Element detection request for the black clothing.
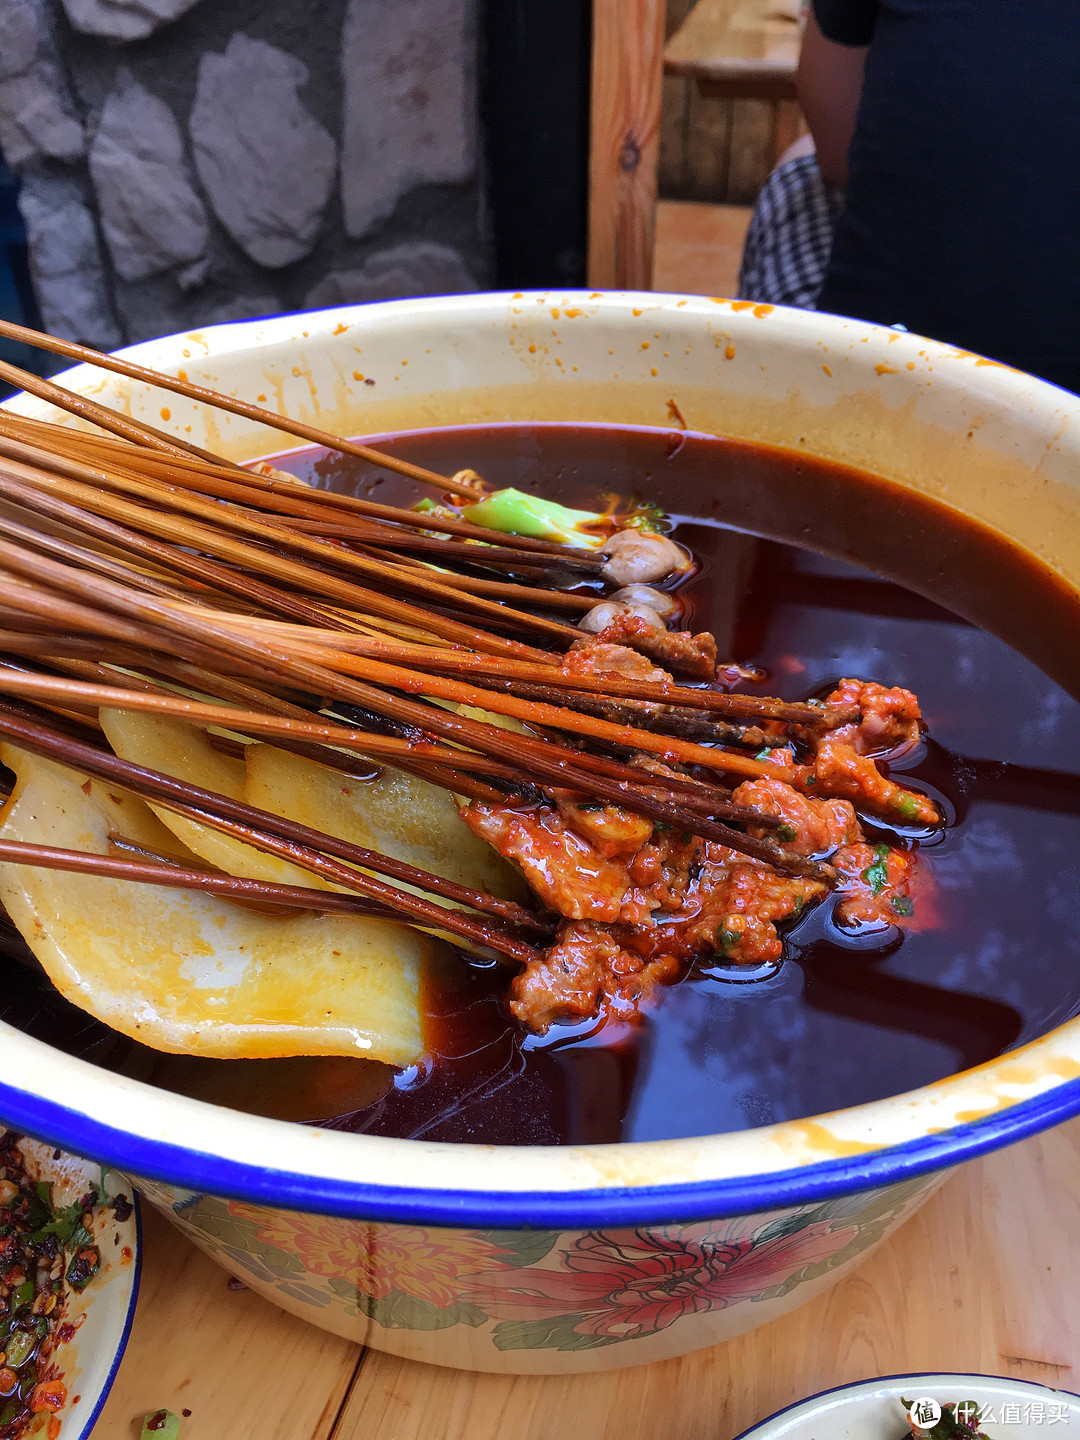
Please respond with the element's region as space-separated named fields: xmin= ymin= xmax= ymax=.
xmin=814 ymin=0 xmax=1080 ymax=393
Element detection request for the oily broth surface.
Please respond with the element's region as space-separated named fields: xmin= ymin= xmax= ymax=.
xmin=2 ymin=422 xmax=1079 ymax=1144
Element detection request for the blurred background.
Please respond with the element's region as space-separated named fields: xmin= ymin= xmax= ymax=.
xmin=0 ymin=0 xmax=794 ymax=381
xmin=657 ymin=0 xmax=803 ymax=295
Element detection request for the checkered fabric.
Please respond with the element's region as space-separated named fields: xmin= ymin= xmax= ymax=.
xmin=738 ymin=153 xmax=844 ymax=309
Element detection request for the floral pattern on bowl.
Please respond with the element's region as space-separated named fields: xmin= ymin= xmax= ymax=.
xmin=135 ymin=1171 xmax=940 ymax=1372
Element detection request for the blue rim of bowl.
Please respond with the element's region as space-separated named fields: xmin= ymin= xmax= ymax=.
xmin=73 ymin=1190 xmax=141 ymax=1440
xmin=730 ymin=1370 xmax=1080 ymax=1439
xmin=0 ymin=1072 xmax=1078 ymax=1228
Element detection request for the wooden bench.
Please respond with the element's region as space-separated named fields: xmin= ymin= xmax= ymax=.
xmin=665 ymin=0 xmax=804 ymax=174
xmin=665 ymin=0 xmax=802 ymax=101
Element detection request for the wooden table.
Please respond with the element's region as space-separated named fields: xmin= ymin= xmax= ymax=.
xmin=92 ymin=1116 xmax=1080 ymax=1438
xmin=665 ymin=0 xmax=802 ymax=100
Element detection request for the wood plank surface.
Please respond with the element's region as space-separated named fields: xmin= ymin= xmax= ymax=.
xmin=665 ymin=0 xmax=802 ymax=86
xmin=653 ymin=200 xmax=753 ymax=297
xmin=588 ymin=0 xmax=668 ymax=288
xmin=92 ymin=1116 xmax=1080 ymax=1438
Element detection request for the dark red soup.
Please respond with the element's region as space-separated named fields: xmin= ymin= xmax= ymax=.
xmin=3 ymin=422 xmax=1080 ymax=1145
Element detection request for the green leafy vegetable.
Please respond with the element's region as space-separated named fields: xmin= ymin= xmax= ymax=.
xmin=576 ymin=802 xmax=604 ymax=812
xmin=892 ymin=894 xmax=915 ymax=916
xmin=30 ymin=1199 xmax=86 ymax=1246
xmin=777 ymin=823 xmax=799 ymax=842
xmin=461 ymin=488 xmax=604 ymax=548
xmin=862 ymin=843 xmax=891 ymax=896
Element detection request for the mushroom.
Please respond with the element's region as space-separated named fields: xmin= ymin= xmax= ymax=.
xmin=600 ymin=529 xmax=687 ymax=585
xmin=608 ymin=584 xmax=679 ymax=620
xmin=578 ymin=599 xmax=665 ymax=634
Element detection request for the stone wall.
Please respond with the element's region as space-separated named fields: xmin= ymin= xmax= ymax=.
xmin=0 ymin=0 xmax=486 ymax=348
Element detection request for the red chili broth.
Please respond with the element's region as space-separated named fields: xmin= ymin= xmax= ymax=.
xmin=2 ymin=422 xmax=1079 ymax=1145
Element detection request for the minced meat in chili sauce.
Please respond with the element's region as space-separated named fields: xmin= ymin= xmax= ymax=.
xmin=464 ymin=659 xmax=934 ymax=1032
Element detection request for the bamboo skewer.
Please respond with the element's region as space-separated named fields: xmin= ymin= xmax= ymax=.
xmin=0 ymin=432 xmax=581 ymax=642
xmin=0 ymin=837 xmax=412 ymax=921
xmin=0 ymin=455 xmax=556 ymax=660
xmin=0 ymin=354 xmax=247 ymax=471
xmin=0 ymin=545 xmax=837 ymax=881
xmin=0 ymin=663 xmax=780 ymax=829
xmin=0 ymin=662 xmax=525 ymax=781
xmin=0 ymin=416 xmax=609 ymax=596
xmin=0 ymin=317 xmax=489 ymax=500
xmin=0 ymin=698 xmax=548 ymax=952
xmin=0 ymin=398 xmax=604 ymax=561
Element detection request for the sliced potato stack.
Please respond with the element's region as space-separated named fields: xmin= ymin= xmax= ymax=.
xmin=0 ymin=715 xmax=523 ymax=1065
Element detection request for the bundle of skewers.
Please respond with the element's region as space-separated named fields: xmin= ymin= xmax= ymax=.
xmin=0 ymin=319 xmax=941 ymax=1048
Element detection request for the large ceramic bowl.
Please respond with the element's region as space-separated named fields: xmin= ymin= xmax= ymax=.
xmin=1 ymin=292 xmax=1079 ymax=1374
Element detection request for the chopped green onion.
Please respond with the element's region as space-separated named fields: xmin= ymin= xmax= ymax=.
xmin=461 ymin=488 xmax=604 ymax=548
xmin=891 ymin=894 xmax=914 ymax=916
xmin=862 ymin=843 xmax=891 ymax=896
xmin=624 ymin=501 xmax=667 ymax=533
xmin=715 ymin=925 xmax=741 ymax=957
xmin=895 ymin=792 xmax=923 ymax=820
xmin=575 ymin=802 xmax=604 ymax=812
xmin=754 ymin=747 xmax=773 ymax=762
xmin=777 ymin=823 xmax=799 ymax=842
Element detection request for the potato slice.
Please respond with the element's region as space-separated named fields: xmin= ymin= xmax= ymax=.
xmin=98 ymin=710 xmax=322 ymax=888
xmin=245 ymin=742 xmax=525 ymax=901
xmin=99 ymin=706 xmax=524 ymax=902
xmin=0 ymin=743 xmax=424 ymax=1063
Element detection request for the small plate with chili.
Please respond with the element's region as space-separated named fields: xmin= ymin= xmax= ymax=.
xmin=0 ymin=1128 xmax=139 ymax=1439
xmin=734 ymin=1374 xmax=1080 ymax=1440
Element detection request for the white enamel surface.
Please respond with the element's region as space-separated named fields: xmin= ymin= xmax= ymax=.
xmin=737 ymin=1374 xmax=1080 ymax=1440
xmin=1 ymin=291 xmax=1079 ymax=1197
